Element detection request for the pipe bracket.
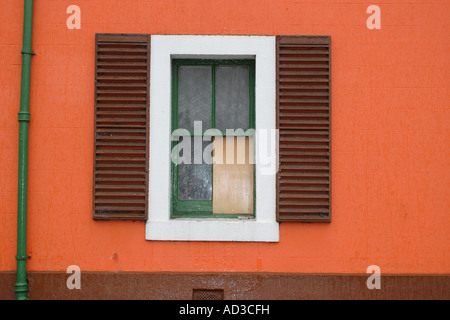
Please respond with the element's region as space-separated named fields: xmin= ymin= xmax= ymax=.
xmin=15 ymin=255 xmax=30 ymax=261
xmin=21 ymin=49 xmax=35 ymax=56
xmin=18 ymin=111 xmax=31 ymax=122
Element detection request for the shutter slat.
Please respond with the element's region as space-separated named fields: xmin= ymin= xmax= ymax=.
xmin=280 ymin=92 xmax=329 ymax=97
xmin=95 ymin=192 xmax=146 ymax=197
xmin=279 ymin=50 xmax=329 ymax=54
xmin=280 ymin=137 xmax=329 ymax=142
xmin=279 ymin=172 xmax=329 ymax=177
xmin=96 ymin=76 xmax=147 ymax=81
xmin=279 ymin=113 xmax=329 ymax=117
xmin=96 ymin=171 xmax=146 ymax=176
xmin=95 ymin=149 xmax=147 ymax=155
xmin=279 ymin=193 xmax=329 ymax=198
xmin=97 ymin=61 xmax=148 ymax=67
xmin=279 ymin=57 xmax=329 ymax=62
xmin=281 ymin=186 xmax=329 ymax=191
xmin=277 ymin=36 xmax=331 ymax=223
xmin=96 ymin=135 xmax=146 ymax=140
xmin=97 ymin=68 xmax=148 ymax=74
xmin=280 ymin=151 xmax=329 ymax=156
xmin=95 ymin=156 xmax=145 ymax=160
xmin=95 ymin=177 xmax=146 ymax=182
xmin=279 ymin=71 xmax=330 ymax=76
xmin=278 ymin=208 xmax=330 ymax=214
xmin=96 ymin=96 xmax=148 ymax=101
xmin=98 ymin=54 xmax=147 ymax=59
xmin=97 ymin=47 xmax=147 ymax=53
xmin=279 ymin=84 xmax=329 ymax=89
xmin=96 ymin=128 xmax=146 ymax=133
xmin=95 ymin=185 xmax=145 ymax=190
xmin=96 ymin=163 xmax=146 ymax=169
xmin=96 ymin=117 xmax=147 ymax=122
xmin=96 ymin=144 xmax=146 ymax=149
xmin=96 ymin=124 xmax=147 ymax=128
xmin=279 ymin=99 xmax=329 ymax=104
xmin=279 ymin=200 xmax=329 ymax=205
xmin=95 ymin=199 xmax=146 ymax=204
xmin=280 ymin=144 xmax=329 ymax=149
xmin=280 ymin=106 xmax=330 ymax=111
xmin=280 ymin=179 xmax=329 ymax=185
xmin=279 ymin=78 xmax=329 ymax=82
xmin=95 ymin=206 xmax=145 ymax=211
xmin=280 ymin=64 xmax=329 ymax=69
xmin=93 ymin=33 xmax=150 ymax=221
xmin=97 ymin=112 xmax=147 ymax=117
xmin=97 ymin=89 xmax=147 ymax=94
xmin=281 ymin=130 xmax=329 ymax=135
xmin=280 ymin=159 xmax=329 ymax=164
xmin=97 ymin=83 xmax=147 ymax=88
xmin=279 ymin=120 xmax=329 ymax=125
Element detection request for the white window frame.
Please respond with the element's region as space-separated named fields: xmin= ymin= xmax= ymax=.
xmin=146 ymin=35 xmax=278 ymax=242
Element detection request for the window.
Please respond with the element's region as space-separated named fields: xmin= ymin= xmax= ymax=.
xmin=146 ymin=35 xmax=278 ymax=242
xmin=171 ymin=59 xmax=256 ymax=219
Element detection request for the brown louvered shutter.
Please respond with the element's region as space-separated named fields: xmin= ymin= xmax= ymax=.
xmin=93 ymin=34 xmax=150 ymax=220
xmin=276 ymin=36 xmax=331 ymax=222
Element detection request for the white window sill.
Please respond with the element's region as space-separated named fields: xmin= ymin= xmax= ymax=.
xmin=146 ymin=219 xmax=279 ymax=242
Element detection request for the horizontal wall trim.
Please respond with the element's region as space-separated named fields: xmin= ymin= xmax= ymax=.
xmin=0 ymin=272 xmax=448 ymax=300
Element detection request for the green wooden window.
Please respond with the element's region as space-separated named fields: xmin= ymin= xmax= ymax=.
xmin=171 ymin=59 xmax=256 ymax=219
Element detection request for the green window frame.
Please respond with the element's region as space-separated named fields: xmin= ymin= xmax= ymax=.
xmin=171 ymin=59 xmax=256 ymax=219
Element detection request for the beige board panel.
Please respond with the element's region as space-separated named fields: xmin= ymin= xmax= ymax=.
xmin=213 ymin=136 xmax=254 ymax=215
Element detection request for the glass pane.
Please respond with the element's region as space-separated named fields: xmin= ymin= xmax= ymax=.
xmin=178 ymin=66 xmax=212 ymax=132
xmin=215 ymin=66 xmax=250 ymax=131
xmin=178 ymin=137 xmax=213 ymax=200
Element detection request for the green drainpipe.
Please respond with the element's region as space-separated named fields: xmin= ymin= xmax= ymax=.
xmin=15 ymin=0 xmax=34 ymax=300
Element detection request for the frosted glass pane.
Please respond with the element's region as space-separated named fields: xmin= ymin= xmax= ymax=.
xmin=215 ymin=66 xmax=250 ymax=131
xmin=178 ymin=138 xmax=213 ymax=200
xmin=178 ymin=66 xmax=212 ymax=131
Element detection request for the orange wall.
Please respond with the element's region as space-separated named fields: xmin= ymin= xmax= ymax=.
xmin=0 ymin=0 xmax=449 ymax=274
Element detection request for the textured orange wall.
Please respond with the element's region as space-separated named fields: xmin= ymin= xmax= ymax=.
xmin=0 ymin=0 xmax=449 ymax=274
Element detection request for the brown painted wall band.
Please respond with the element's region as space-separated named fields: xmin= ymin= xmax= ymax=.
xmin=0 ymin=272 xmax=448 ymax=300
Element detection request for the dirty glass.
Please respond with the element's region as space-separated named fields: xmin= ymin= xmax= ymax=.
xmin=215 ymin=66 xmax=250 ymax=131
xmin=178 ymin=137 xmax=213 ymax=200
xmin=178 ymin=66 xmax=212 ymax=132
